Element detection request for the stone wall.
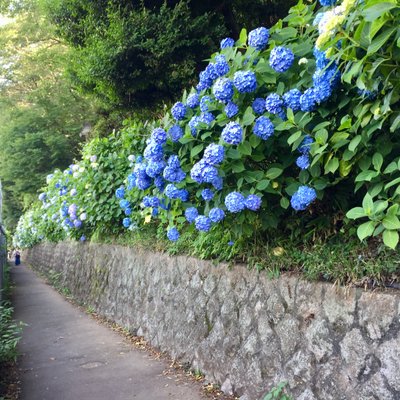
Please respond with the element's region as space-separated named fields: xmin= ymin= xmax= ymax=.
xmin=24 ymin=242 xmax=400 ymax=400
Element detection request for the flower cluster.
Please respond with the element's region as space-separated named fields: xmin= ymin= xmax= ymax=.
xmin=290 ymin=186 xmax=317 ymax=211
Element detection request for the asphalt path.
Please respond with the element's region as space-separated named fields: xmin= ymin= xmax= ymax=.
xmin=11 ymin=263 xmax=205 ymax=400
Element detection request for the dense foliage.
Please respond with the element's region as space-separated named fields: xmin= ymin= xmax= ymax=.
xmin=0 ymin=1 xmax=99 ymax=228
xmin=13 ymin=0 xmax=400 ymax=278
xmin=45 ymin=0 xmax=296 ymax=109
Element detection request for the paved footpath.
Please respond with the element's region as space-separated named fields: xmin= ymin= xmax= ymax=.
xmin=11 ymin=263 xmax=205 ymax=400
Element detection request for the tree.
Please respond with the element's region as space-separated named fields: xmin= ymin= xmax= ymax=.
xmin=45 ymin=0 xmax=296 ymax=110
xmin=0 ymin=1 xmax=99 ymax=228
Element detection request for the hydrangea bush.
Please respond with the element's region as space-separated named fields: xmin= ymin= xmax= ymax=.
xmin=14 ymin=0 xmax=400 ymax=253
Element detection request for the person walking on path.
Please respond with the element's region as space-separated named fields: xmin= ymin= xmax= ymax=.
xmin=11 ymin=263 xmax=206 ymax=400
xmin=14 ymin=250 xmax=21 ymax=265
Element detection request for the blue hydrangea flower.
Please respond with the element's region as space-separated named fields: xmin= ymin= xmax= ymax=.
xmin=313 ymin=48 xmax=329 ymax=69
xmin=151 ymin=128 xmax=167 ymax=144
xmin=228 ymin=241 xmax=234 ymax=246
xmin=200 ymin=112 xmax=215 ymax=127
xmin=245 ymin=194 xmax=262 ymax=211
xmin=215 ymin=55 xmax=230 ymax=76
xmin=195 ymin=215 xmax=212 ymax=232
xmin=314 ymin=81 xmax=332 ymax=104
xmin=313 ymin=12 xmax=325 ymax=27
xmin=149 ymin=197 xmax=160 ymax=207
xmin=190 ymin=159 xmax=208 ymax=183
xmin=163 ymin=167 xmax=186 ymax=183
xmin=283 ymin=89 xmax=302 ymax=111
xmin=165 ymin=184 xmax=181 ymax=199
xmin=204 ymin=143 xmax=225 ymax=166
xmin=146 ymin=160 xmax=166 ymax=178
xmin=233 ymin=71 xmax=257 ymax=93
xmin=198 ymin=71 xmax=213 ymax=90
xmin=178 ymin=189 xmax=189 ymax=202
xmin=70 ymin=188 xmax=77 ymax=196
xmin=248 ymin=27 xmax=270 ymax=50
xmin=144 ymin=141 xmax=163 ymax=161
xmin=212 ymin=176 xmax=223 ymax=191
xmin=115 ymin=187 xmax=125 ymax=199
xmin=187 ymin=93 xmax=200 ymax=108
xmin=319 ymin=0 xmax=337 ymax=6
xmin=189 ymin=116 xmax=201 ymax=136
xmin=296 ymin=155 xmax=310 ymax=170
xmin=202 ymin=165 xmax=219 ymax=183
xmin=171 ymin=102 xmax=187 ymax=121
xmin=166 ymin=155 xmax=179 ymax=169
xmin=212 ymin=78 xmax=234 ymax=103
xmin=225 ymin=192 xmax=246 ymax=213
xmin=222 ymin=122 xmax=243 ymax=145
xmin=300 ymin=88 xmax=317 ymax=112
xmin=220 ymin=37 xmax=235 ymax=49
xmin=142 ymin=196 xmax=152 ymax=207
xmin=185 ymin=207 xmax=198 ymax=223
xmin=80 ymin=235 xmax=86 ymax=242
xmin=74 ymin=220 xmax=82 ymax=229
xmin=122 ymin=217 xmax=131 ymax=228
xmin=269 ymin=46 xmax=295 ymax=73
xmin=136 ymin=177 xmax=152 ymax=190
xmin=125 ymin=208 xmax=132 ymax=216
xmin=253 ymin=116 xmax=274 ymax=140
xmin=200 ymin=96 xmax=213 ymax=112
xmin=265 ymin=93 xmax=284 ymax=115
xmin=299 ymin=136 xmax=314 ymax=154
xmin=152 ymin=208 xmax=159 ymax=217
xmin=167 ymin=227 xmax=180 ymax=242
xmin=38 ymin=193 xmax=46 ymax=201
xmin=201 ymin=189 xmax=214 ymax=201
xmin=290 ymin=186 xmax=317 ymax=211
xmin=205 ymin=63 xmax=219 ymax=81
xmin=154 ymin=176 xmax=165 ymax=191
xmin=168 ymin=125 xmax=183 ymax=142
xmin=209 ymin=208 xmax=225 ymax=223
xmin=225 ymin=102 xmax=239 ymax=118
xmin=252 ymin=98 xmax=265 ymax=115
xmin=119 ymin=199 xmax=130 ymax=209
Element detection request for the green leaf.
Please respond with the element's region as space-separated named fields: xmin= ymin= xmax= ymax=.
xmin=242 ymin=107 xmax=256 ymax=126
xmin=387 ymin=204 xmax=399 ymax=217
xmin=390 ymin=114 xmax=400 ymax=133
xmin=362 ymin=3 xmax=398 ymax=22
xmin=249 ymin=134 xmax=261 ymax=148
xmin=348 ymin=135 xmax=362 ymax=152
xmin=367 ymin=27 xmax=397 ymax=54
xmin=266 ymin=167 xmax=283 ymax=179
xmin=232 ymin=160 xmax=245 ymax=173
xmin=190 ymin=144 xmax=204 ymax=158
xmin=382 ymin=214 xmax=400 ymax=230
xmin=238 ymin=28 xmax=247 ymax=45
xmin=382 ymin=229 xmax=399 ymax=249
xmin=383 ymin=161 xmax=398 ymax=174
xmin=280 ymin=197 xmax=290 ymax=209
xmin=315 ymin=129 xmax=328 ymax=145
xmin=346 ymin=207 xmax=366 ymax=220
xmin=324 ymin=157 xmax=339 ymax=174
xmin=355 ymin=170 xmax=379 ymax=182
xmin=238 ymin=141 xmax=252 ymax=156
xmin=357 ymin=221 xmax=375 ymax=241
xmin=384 ymin=177 xmax=400 ymax=190
xmin=372 ymin=152 xmax=383 ymax=171
xmin=288 ymin=131 xmax=302 ymax=145
xmin=256 ymin=179 xmax=270 ymax=191
xmin=362 ymin=193 xmax=374 ymax=215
